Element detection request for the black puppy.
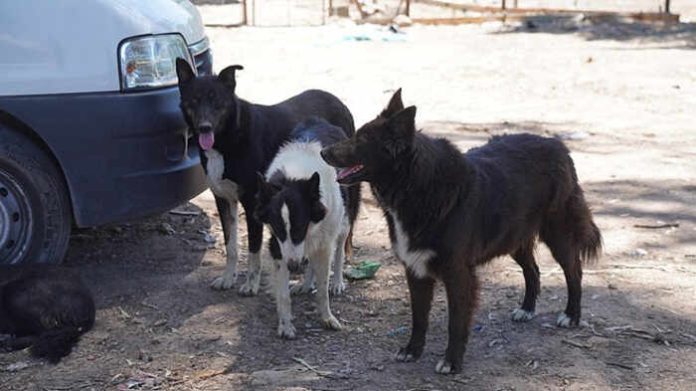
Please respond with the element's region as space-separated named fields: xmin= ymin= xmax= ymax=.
xmin=0 ymin=266 xmax=95 ymax=363
xmin=176 ymin=59 xmax=359 ymax=295
xmin=321 ymin=90 xmax=601 ymax=374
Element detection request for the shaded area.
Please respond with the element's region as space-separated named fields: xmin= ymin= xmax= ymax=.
xmin=494 ymin=14 xmax=696 ymax=49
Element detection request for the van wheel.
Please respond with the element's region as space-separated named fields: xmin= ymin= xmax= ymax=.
xmin=0 ymin=127 xmax=72 ymax=264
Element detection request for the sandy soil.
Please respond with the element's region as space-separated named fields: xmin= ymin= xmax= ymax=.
xmin=2 ymin=14 xmax=696 ymax=391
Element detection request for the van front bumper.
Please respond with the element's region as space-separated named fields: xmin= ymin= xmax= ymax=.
xmin=0 ymin=86 xmax=207 ymax=227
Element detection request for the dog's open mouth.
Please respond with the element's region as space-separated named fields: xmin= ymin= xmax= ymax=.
xmin=199 ymin=132 xmax=215 ymax=151
xmin=336 ymin=164 xmax=364 ymax=184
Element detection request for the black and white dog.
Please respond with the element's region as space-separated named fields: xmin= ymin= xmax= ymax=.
xmin=255 ymin=118 xmax=359 ymax=339
xmin=321 ymin=90 xmax=601 ymax=374
xmin=0 ymin=266 xmax=95 ymax=363
xmin=176 ymin=59 xmax=358 ymax=295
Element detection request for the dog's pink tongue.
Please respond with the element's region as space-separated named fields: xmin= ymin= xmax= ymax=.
xmin=199 ymin=133 xmax=215 ymax=151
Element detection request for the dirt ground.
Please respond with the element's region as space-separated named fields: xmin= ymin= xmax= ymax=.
xmin=2 ymin=12 xmax=696 ymax=391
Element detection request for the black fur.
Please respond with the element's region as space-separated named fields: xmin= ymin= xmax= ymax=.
xmin=0 ymin=266 xmax=95 ymax=363
xmin=176 ymin=59 xmax=359 ymax=270
xmin=321 ymin=89 xmax=601 ymax=373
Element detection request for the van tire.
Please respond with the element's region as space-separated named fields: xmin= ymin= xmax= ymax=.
xmin=0 ymin=127 xmax=72 ymax=264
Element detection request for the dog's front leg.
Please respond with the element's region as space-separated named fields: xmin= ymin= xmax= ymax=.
xmin=273 ymin=256 xmax=296 ymax=339
xmin=211 ymin=196 xmax=239 ymax=290
xmin=436 ymin=265 xmax=478 ymax=375
xmin=397 ymin=271 xmax=435 ymax=362
xmin=239 ymin=201 xmax=263 ymax=296
xmin=329 ymin=219 xmax=350 ymax=296
xmin=290 ymin=264 xmax=315 ymax=295
xmin=312 ymin=246 xmax=342 ymax=331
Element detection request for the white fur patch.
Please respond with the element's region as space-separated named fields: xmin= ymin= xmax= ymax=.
xmin=205 ymin=149 xmax=239 ymax=201
xmin=511 ymin=308 xmax=535 ymax=322
xmin=279 ymin=203 xmax=306 ymax=262
xmin=389 ymin=210 xmax=435 ymax=279
xmin=556 ymin=313 xmax=573 ymax=328
xmin=435 ymin=359 xmax=453 ymax=374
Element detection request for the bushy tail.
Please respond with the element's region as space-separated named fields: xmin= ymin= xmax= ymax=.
xmin=579 ymin=219 xmax=602 ymax=264
xmin=569 ymin=184 xmax=602 ymax=264
xmin=30 ymin=327 xmax=83 ymax=363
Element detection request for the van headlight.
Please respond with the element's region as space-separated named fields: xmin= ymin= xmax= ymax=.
xmin=119 ymin=34 xmax=194 ymax=91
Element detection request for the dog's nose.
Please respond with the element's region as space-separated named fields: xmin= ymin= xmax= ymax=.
xmin=287 ymin=259 xmax=302 ymax=273
xmin=198 ymin=123 xmax=213 ymax=134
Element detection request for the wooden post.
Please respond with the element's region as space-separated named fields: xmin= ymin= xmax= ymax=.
xmin=242 ymin=0 xmax=248 ymax=25
xmin=514 ymin=0 xmax=518 ymax=8
xmin=665 ymin=0 xmax=671 ymax=14
xmin=329 ymin=0 xmax=333 ymax=16
xmin=406 ymin=0 xmax=411 ymax=16
xmin=501 ymin=0 xmax=506 ymax=10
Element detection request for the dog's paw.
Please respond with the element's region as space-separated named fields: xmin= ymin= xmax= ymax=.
xmin=435 ymin=359 xmax=460 ymax=374
xmin=511 ymin=308 xmax=535 ymax=322
xmin=210 ymin=272 xmax=237 ymax=290
xmin=238 ymin=278 xmax=260 ymax=297
xmin=321 ymin=315 xmax=342 ymax=331
xmin=329 ymin=279 xmax=346 ymax=296
xmin=556 ymin=312 xmax=579 ymax=328
xmin=290 ymin=282 xmax=314 ymax=296
xmin=396 ymin=345 xmax=422 ymax=362
xmin=396 ymin=351 xmax=416 ymax=362
xmin=277 ymin=321 xmax=297 ymax=340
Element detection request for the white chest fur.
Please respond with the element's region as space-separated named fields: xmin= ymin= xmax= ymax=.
xmin=389 ymin=210 xmax=435 ymax=278
xmin=205 ymin=149 xmax=239 ymax=202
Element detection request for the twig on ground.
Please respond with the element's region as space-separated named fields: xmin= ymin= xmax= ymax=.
xmin=605 ymin=361 xmax=634 ymax=370
xmin=170 ymin=209 xmax=202 ymax=217
xmin=562 ymin=339 xmax=592 ymax=349
xmin=633 ymin=223 xmax=679 ymax=229
xmin=140 ymin=301 xmax=159 ymax=310
xmin=292 ymin=357 xmax=334 ymax=378
xmin=196 ymin=368 xmax=230 ymax=380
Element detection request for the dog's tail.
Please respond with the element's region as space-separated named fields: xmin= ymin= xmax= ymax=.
xmin=569 ymin=184 xmax=602 ymax=264
xmin=579 ymin=219 xmax=602 ymax=264
xmin=30 ymin=326 xmax=84 ymax=363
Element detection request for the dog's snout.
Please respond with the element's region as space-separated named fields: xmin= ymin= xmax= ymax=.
xmin=198 ymin=122 xmax=213 ymax=134
xmin=287 ymin=258 xmax=302 ymax=273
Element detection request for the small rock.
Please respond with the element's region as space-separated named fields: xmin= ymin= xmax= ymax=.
xmin=6 ymin=361 xmax=30 ymax=372
xmin=631 ymin=248 xmax=648 ymax=257
xmin=158 ymin=223 xmax=176 ymax=235
xmin=202 ymin=232 xmax=216 ymax=244
xmin=251 ymin=366 xmax=321 ymax=386
xmin=392 ymin=14 xmax=412 ymax=27
xmin=608 ymin=283 xmax=618 ymax=290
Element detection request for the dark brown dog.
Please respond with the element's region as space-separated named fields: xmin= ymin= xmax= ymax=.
xmin=321 ymin=89 xmax=601 ymax=374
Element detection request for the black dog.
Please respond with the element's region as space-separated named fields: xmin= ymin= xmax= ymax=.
xmin=321 ymin=89 xmax=601 ymax=374
xmin=0 ymin=266 xmax=95 ymax=363
xmin=176 ymin=59 xmax=359 ymax=295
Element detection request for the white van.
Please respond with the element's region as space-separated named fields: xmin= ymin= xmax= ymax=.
xmin=0 ymin=0 xmax=211 ymax=264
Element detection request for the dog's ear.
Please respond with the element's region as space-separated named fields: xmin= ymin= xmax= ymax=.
xmin=384 ymin=105 xmax=417 ymax=156
xmin=380 ymin=88 xmax=404 ymax=118
xmin=176 ymin=58 xmax=195 ymax=85
xmin=303 ymin=172 xmax=321 ymax=202
xmin=305 ymin=172 xmax=326 ymax=222
xmin=219 ymin=64 xmax=244 ymax=91
xmin=256 ymin=172 xmax=276 ymax=204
